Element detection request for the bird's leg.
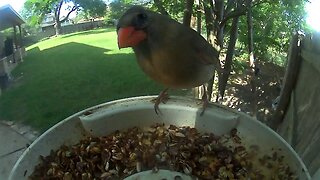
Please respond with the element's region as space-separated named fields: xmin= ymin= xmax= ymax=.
xmin=200 ymin=85 xmax=209 ymax=116
xmin=152 ymin=88 xmax=169 ymax=115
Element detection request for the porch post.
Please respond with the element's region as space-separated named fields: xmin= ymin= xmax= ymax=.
xmin=18 ymin=25 xmax=22 ymax=47
xmin=18 ymin=25 xmax=24 ymax=62
xmin=13 ymin=25 xmax=18 ymax=48
xmin=12 ymin=25 xmax=17 ymax=63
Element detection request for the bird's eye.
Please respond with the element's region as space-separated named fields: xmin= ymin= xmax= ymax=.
xmin=137 ymin=13 xmax=147 ymax=20
xmin=135 ymin=13 xmax=148 ymax=28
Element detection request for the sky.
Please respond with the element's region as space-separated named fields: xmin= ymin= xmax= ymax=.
xmin=0 ymin=0 xmax=77 ymax=18
xmin=0 ymin=0 xmax=320 ymax=31
xmin=0 ymin=0 xmax=25 ymax=13
xmin=305 ymin=0 xmax=320 ymax=31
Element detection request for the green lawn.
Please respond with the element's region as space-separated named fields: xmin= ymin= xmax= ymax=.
xmin=0 ymin=29 xmax=168 ymax=132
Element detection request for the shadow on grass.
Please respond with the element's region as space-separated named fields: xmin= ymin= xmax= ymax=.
xmin=61 ymin=28 xmax=115 ymax=39
xmin=0 ymin=42 xmax=163 ymax=132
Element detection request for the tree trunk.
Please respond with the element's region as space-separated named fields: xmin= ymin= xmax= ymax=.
xmin=203 ymin=0 xmax=225 ymax=101
xmin=212 ymin=0 xmax=225 ymax=102
xmin=55 ymin=20 xmax=62 ymax=35
xmin=218 ymin=16 xmax=239 ymax=98
xmin=204 ymin=1 xmax=215 ymax=47
xmin=54 ymin=0 xmax=64 ymax=35
xmin=183 ymin=0 xmax=195 ymax=26
xmin=54 ymin=4 xmax=78 ymax=35
xmin=214 ymin=0 xmax=225 ymax=48
xmin=246 ymin=0 xmax=257 ymax=117
xmin=154 ymin=0 xmax=169 ymax=15
xmin=203 ymin=0 xmax=217 ymax=101
xmin=201 ymin=0 xmax=246 ymax=102
xmin=193 ymin=0 xmax=202 ymax=99
xmin=196 ymin=0 xmax=202 ymax=33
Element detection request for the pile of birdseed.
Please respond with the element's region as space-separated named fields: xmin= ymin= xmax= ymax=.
xmin=29 ymin=123 xmax=297 ymax=179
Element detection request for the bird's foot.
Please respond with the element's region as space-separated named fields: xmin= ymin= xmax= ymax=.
xmin=152 ymin=88 xmax=169 ymax=115
xmin=200 ymin=96 xmax=209 ymax=116
xmin=200 ymin=85 xmax=209 ymax=116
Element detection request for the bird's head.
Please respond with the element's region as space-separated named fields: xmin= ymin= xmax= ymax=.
xmin=117 ymin=6 xmax=149 ymax=49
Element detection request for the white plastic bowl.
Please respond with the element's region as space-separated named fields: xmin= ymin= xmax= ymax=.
xmin=9 ymin=96 xmax=311 ymax=179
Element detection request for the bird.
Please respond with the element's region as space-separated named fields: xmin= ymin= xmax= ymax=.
xmin=116 ymin=6 xmax=220 ymax=115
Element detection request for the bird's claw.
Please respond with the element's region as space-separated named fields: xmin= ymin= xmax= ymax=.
xmin=154 ymin=103 xmax=161 ymax=115
xmin=200 ymin=97 xmax=209 ymax=116
xmin=200 ymin=85 xmax=209 ymax=116
xmin=152 ymin=89 xmax=169 ymax=115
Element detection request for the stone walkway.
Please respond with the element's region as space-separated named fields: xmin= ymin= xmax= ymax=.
xmin=0 ymin=121 xmax=39 ymax=179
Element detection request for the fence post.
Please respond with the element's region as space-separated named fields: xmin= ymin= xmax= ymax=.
xmin=270 ymin=34 xmax=302 ymax=129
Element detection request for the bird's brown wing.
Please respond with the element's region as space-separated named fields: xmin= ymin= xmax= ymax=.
xmin=147 ymin=12 xmax=219 ymax=66
xmin=189 ymin=31 xmax=219 ymax=65
xmin=165 ymin=18 xmax=219 ymax=66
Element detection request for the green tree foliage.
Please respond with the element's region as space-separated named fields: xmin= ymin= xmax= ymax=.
xmin=78 ymin=0 xmax=107 ymax=18
xmin=20 ymin=7 xmax=41 ymax=35
xmin=23 ymin=0 xmax=106 ymax=35
xmin=237 ymin=0 xmax=309 ymax=65
xmin=153 ymin=0 xmax=185 ymax=19
xmin=105 ymin=0 xmax=150 ymax=21
xmin=106 ymin=0 xmax=131 ymax=20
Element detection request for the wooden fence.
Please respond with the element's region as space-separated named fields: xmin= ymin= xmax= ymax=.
xmin=274 ymin=32 xmax=320 ymax=176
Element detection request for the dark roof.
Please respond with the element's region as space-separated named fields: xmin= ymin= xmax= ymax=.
xmin=0 ymin=4 xmax=25 ymax=31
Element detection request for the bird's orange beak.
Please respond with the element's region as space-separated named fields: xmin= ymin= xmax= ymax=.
xmin=117 ymin=26 xmax=147 ymax=49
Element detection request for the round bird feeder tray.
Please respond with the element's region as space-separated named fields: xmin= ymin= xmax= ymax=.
xmin=9 ymin=96 xmax=311 ymax=179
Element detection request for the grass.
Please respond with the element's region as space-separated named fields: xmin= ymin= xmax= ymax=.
xmin=0 ymin=28 xmax=167 ymax=132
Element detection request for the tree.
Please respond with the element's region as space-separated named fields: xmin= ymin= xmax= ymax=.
xmin=24 ymin=0 xmax=106 ymax=35
xmin=153 ymin=0 xmax=169 ymax=15
xmin=237 ymin=0 xmax=308 ymax=63
xmin=218 ymin=7 xmax=240 ymax=99
xmin=202 ymin=0 xmax=247 ymax=101
xmin=107 ymin=0 xmax=131 ymax=21
xmin=151 ymin=0 xmax=185 ymax=20
xmin=182 ymin=0 xmax=195 ymax=26
xmin=20 ymin=6 xmax=41 ymax=35
xmin=196 ymin=0 xmax=202 ymax=33
xmin=79 ymin=0 xmax=107 ymax=19
xmin=246 ymin=0 xmax=257 ymax=117
xmin=203 ymin=0 xmax=309 ymax=102
xmin=106 ymin=0 xmax=150 ymax=21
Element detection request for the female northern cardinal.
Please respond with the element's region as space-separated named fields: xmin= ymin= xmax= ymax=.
xmin=117 ymin=6 xmax=219 ymax=115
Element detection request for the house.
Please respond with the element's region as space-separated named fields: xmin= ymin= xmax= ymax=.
xmin=40 ymin=13 xmax=73 ymax=34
